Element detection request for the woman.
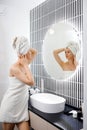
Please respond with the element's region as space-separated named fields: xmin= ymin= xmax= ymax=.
xmin=53 ymin=41 xmax=79 ymax=71
xmin=0 ymin=36 xmax=37 ymax=130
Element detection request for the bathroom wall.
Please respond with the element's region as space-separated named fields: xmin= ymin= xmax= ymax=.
xmin=0 ymin=20 xmax=9 ymax=103
xmin=30 ymin=0 xmax=83 ymax=108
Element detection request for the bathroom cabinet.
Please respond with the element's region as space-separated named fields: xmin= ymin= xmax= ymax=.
xmin=29 ymin=111 xmax=60 ymax=130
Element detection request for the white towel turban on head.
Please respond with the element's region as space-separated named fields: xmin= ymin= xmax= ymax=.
xmin=13 ymin=36 xmax=30 ymax=55
xmin=67 ymin=41 xmax=79 ymax=56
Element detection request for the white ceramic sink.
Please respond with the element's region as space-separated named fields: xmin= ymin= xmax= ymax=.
xmin=30 ymin=93 xmax=66 ymax=113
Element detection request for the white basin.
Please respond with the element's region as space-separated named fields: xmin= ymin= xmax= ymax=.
xmin=30 ymin=93 xmax=66 ymax=113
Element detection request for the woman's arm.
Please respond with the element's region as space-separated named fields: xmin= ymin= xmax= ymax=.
xmin=24 ymin=65 xmax=34 ymax=83
xmin=53 ymin=48 xmax=65 ymax=69
xmin=10 ymin=65 xmax=35 ymax=86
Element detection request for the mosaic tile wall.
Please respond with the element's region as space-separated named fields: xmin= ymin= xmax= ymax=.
xmin=30 ymin=0 xmax=83 ymax=108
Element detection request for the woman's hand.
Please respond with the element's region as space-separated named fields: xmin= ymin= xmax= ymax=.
xmin=25 ymin=48 xmax=38 ymax=64
xmin=28 ymin=48 xmax=38 ymax=61
xmin=53 ymin=48 xmax=65 ymax=54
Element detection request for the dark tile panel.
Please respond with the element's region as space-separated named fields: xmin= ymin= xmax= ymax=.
xmin=32 ymin=53 xmax=43 ymax=64
xmin=55 ymin=0 xmax=66 ymax=9
xmin=31 ymin=41 xmax=43 ymax=53
xmin=30 ymin=0 xmax=83 ymax=108
xmin=55 ymin=7 xmax=65 ymax=22
xmin=44 ymin=78 xmax=56 ymax=91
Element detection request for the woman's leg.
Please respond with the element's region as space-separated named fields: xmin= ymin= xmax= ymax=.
xmin=2 ymin=123 xmax=15 ymax=130
xmin=16 ymin=121 xmax=30 ymax=130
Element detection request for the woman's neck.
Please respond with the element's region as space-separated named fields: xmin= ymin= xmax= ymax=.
xmin=68 ymin=59 xmax=74 ymax=65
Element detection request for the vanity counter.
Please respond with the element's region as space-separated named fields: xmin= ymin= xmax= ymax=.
xmin=28 ymin=104 xmax=83 ymax=130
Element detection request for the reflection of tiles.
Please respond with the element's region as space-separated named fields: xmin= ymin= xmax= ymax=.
xmin=30 ymin=0 xmax=83 ymax=108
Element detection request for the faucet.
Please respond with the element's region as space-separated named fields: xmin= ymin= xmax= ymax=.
xmin=29 ymin=86 xmax=40 ymax=95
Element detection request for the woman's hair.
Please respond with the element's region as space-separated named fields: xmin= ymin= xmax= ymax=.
xmin=12 ymin=36 xmax=30 ymax=55
xmin=66 ymin=41 xmax=79 ymax=55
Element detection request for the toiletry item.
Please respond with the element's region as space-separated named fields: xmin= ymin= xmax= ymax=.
xmin=77 ymin=110 xmax=83 ymax=119
xmin=69 ymin=110 xmax=77 ymax=118
xmin=41 ymin=79 xmax=44 ymax=93
xmin=73 ymin=111 xmax=77 ymax=118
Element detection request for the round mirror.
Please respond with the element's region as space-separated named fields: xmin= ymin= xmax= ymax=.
xmin=42 ymin=22 xmax=81 ymax=80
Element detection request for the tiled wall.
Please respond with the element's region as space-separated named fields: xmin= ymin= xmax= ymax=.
xmin=30 ymin=0 xmax=83 ymax=108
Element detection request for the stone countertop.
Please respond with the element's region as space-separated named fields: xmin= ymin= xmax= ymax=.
xmin=28 ymin=103 xmax=83 ymax=130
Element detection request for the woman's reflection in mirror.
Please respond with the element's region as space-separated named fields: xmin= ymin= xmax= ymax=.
xmin=53 ymin=41 xmax=79 ymax=71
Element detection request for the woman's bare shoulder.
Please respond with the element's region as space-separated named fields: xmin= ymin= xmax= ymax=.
xmin=9 ymin=63 xmax=20 ymax=76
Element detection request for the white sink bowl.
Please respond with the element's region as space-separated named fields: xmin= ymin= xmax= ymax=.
xmin=30 ymin=93 xmax=66 ymax=113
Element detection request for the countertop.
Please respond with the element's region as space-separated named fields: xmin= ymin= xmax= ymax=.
xmin=28 ymin=103 xmax=83 ymax=130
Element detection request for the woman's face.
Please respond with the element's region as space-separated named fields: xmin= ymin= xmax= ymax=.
xmin=65 ymin=48 xmax=74 ymax=60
